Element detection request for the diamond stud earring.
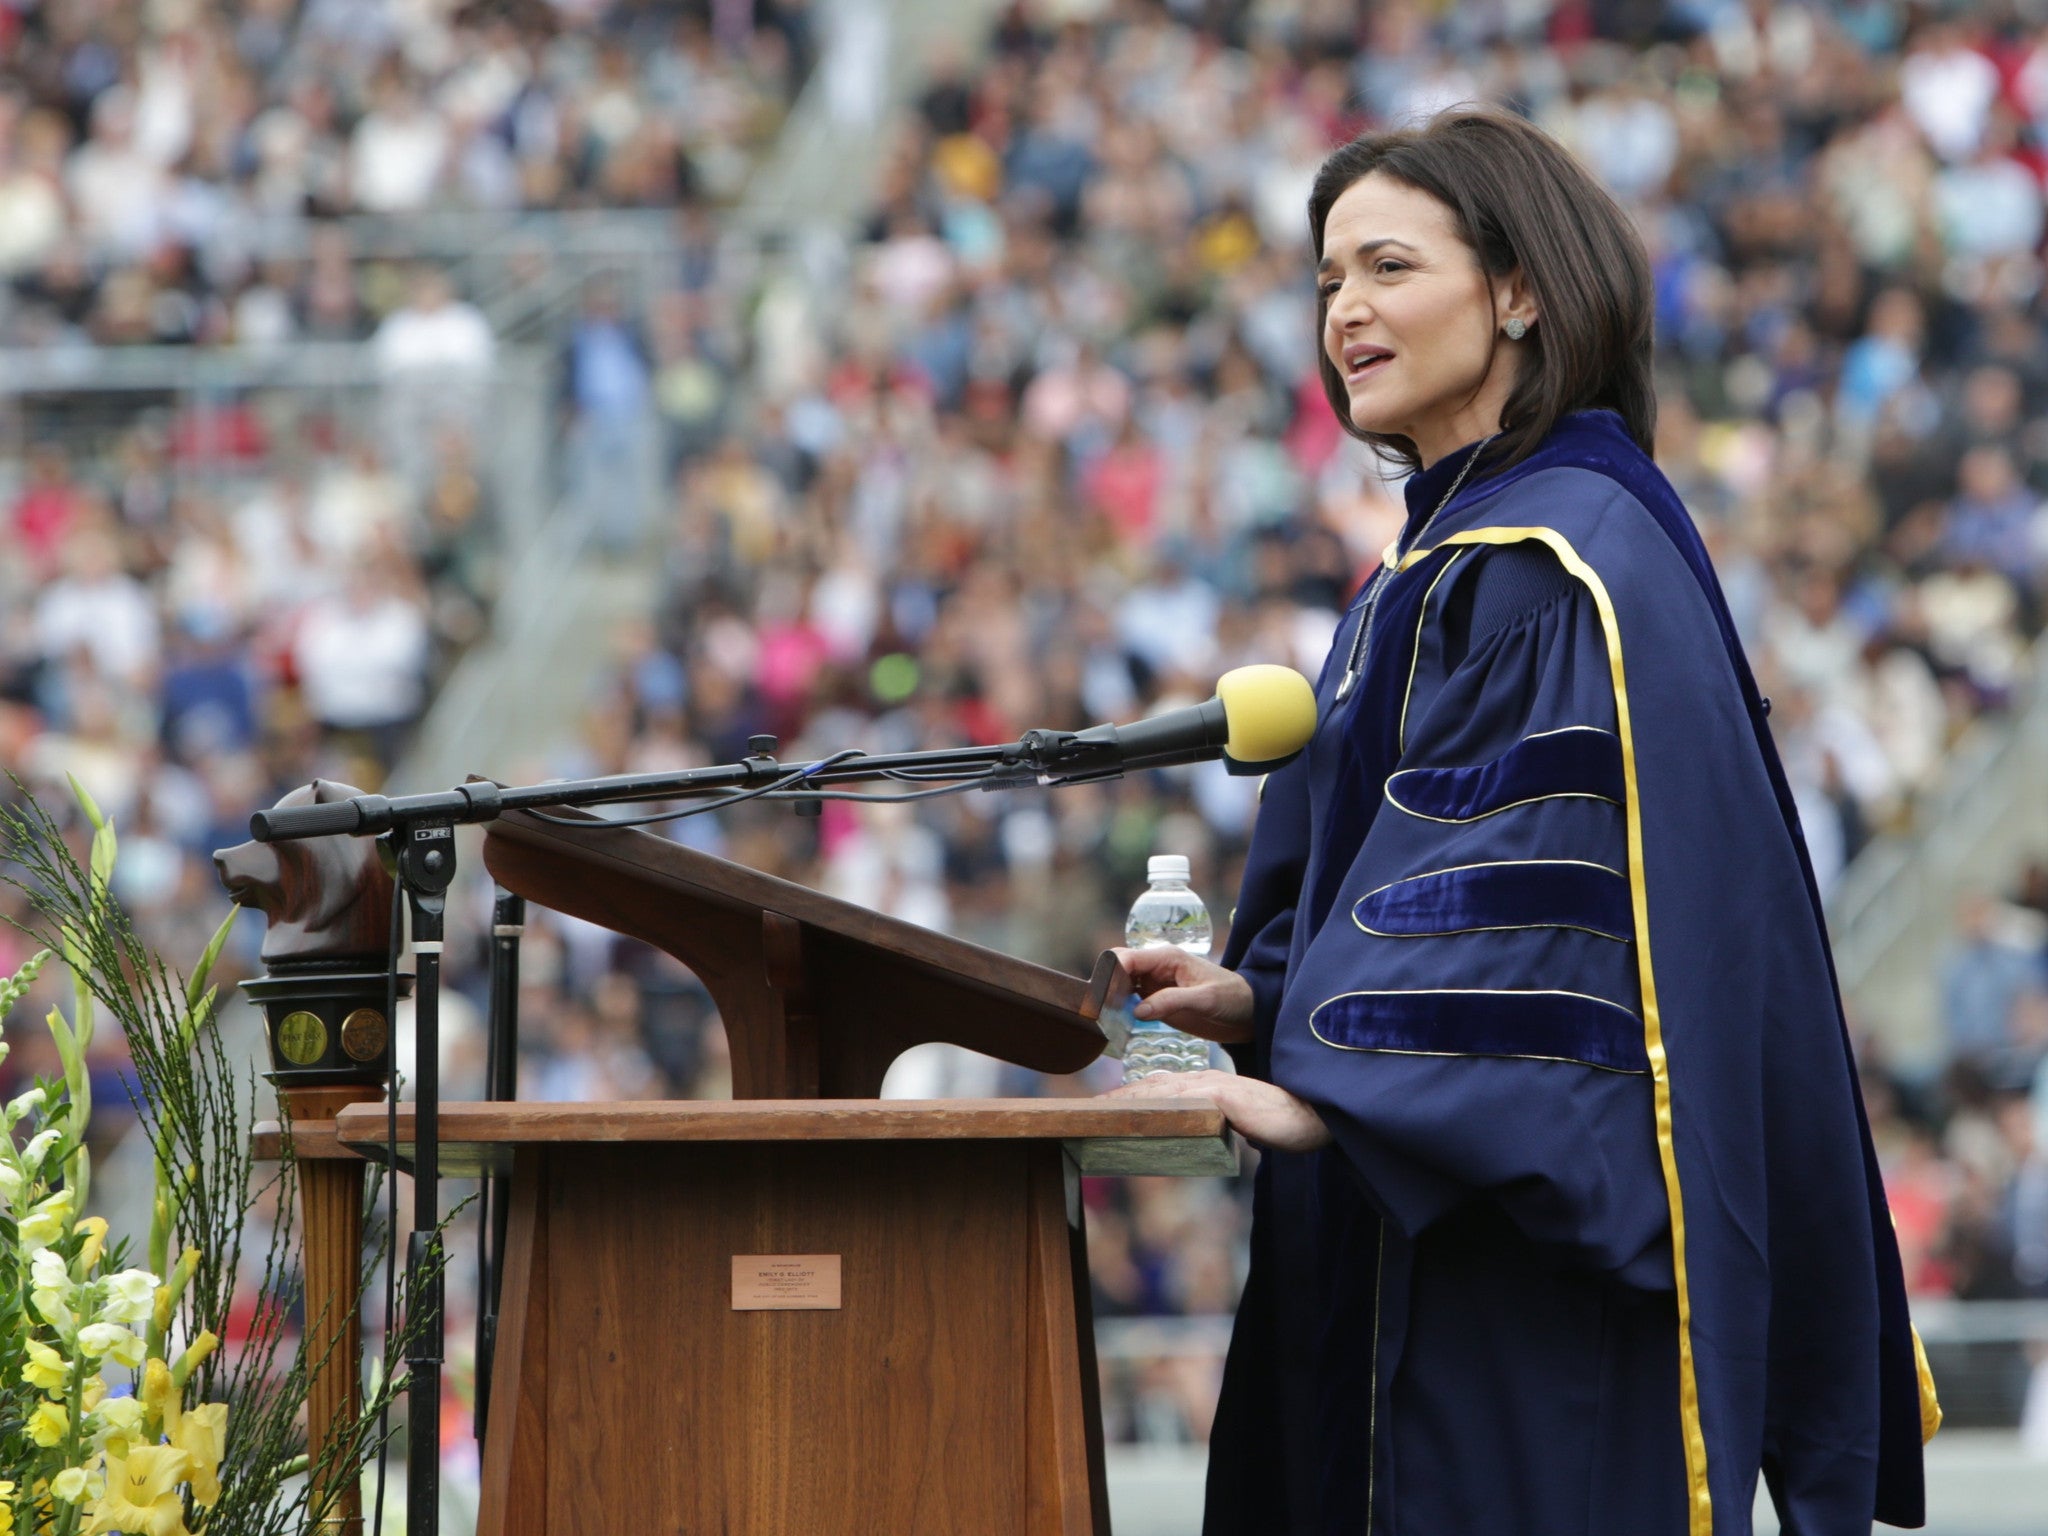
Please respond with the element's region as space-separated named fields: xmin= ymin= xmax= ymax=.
xmin=1503 ymin=318 xmax=1528 ymax=340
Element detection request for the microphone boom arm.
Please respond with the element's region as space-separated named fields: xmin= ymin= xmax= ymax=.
xmin=250 ymin=669 xmax=1311 ymax=843
xmin=248 ymin=735 xmax=1204 ymax=843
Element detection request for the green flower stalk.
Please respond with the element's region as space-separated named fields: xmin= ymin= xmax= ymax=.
xmin=1 ymin=779 xmax=437 ymax=1535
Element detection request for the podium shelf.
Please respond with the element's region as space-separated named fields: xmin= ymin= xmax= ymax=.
xmin=320 ymin=1097 xmax=1238 ymax=1178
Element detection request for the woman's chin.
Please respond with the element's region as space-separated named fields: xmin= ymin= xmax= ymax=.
xmin=1348 ymin=404 xmax=1403 ymax=436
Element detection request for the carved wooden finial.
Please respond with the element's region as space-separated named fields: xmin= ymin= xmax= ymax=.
xmin=213 ymin=781 xmax=395 ymax=965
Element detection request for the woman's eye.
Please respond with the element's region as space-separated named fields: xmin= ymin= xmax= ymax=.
xmin=1375 ymin=260 xmax=1408 ymax=275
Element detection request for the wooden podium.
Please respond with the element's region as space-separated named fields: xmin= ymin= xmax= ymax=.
xmin=256 ymin=808 xmax=1231 ymax=1536
xmin=340 ymin=1098 xmax=1229 ymax=1535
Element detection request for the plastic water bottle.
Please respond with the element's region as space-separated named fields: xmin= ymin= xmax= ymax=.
xmin=1123 ymin=855 xmax=1214 ymax=1079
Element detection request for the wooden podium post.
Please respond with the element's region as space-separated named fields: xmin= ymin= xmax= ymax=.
xmin=218 ymin=782 xmax=400 ymax=1536
xmin=280 ymin=1084 xmax=382 ymax=1534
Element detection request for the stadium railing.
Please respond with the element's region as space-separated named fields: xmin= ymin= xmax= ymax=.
xmin=1095 ymin=1302 xmax=2048 ymax=1441
xmin=0 ymin=339 xmax=553 ymax=548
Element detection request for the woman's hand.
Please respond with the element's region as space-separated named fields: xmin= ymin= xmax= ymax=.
xmin=1105 ymin=1068 xmax=1333 ymax=1154
xmin=1111 ymin=946 xmax=1257 ymax=1044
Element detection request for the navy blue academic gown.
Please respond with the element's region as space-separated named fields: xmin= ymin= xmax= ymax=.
xmin=1207 ymin=410 xmax=1932 ymax=1536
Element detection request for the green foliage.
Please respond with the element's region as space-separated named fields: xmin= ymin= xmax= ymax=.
xmin=1 ymin=784 xmax=437 ymax=1533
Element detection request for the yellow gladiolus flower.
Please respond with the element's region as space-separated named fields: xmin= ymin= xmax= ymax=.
xmin=98 ymin=1392 xmax=146 ymax=1458
xmin=31 ymin=1285 xmax=74 ymax=1329
xmin=142 ymin=1357 xmax=180 ymax=1437
xmin=87 ymin=1445 xmax=192 ymax=1536
xmin=77 ymin=1323 xmax=145 ymax=1369
xmin=31 ymin=1248 xmax=70 ymax=1293
xmin=23 ymin=1338 xmax=69 ymax=1391
xmin=27 ymin=1399 xmax=69 ymax=1446
xmin=99 ymin=1395 xmax=144 ymax=1433
xmin=171 ymin=1401 xmax=227 ymax=1506
xmin=81 ymin=1374 xmax=106 ymax=1412
xmin=19 ymin=1189 xmax=71 ymax=1247
xmin=101 ymin=1268 xmax=157 ymax=1325
xmin=51 ymin=1467 xmax=88 ymax=1502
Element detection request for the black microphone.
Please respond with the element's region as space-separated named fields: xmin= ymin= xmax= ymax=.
xmin=1020 ymin=665 xmax=1318 ymax=778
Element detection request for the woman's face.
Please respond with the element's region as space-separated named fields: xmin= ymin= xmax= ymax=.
xmin=1318 ymin=172 xmax=1533 ymax=468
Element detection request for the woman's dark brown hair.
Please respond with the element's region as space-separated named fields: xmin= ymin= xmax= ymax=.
xmin=1309 ymin=108 xmax=1656 ymax=475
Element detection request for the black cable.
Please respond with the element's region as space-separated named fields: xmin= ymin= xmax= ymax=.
xmin=877 ymin=766 xmax=998 ymax=783
xmin=521 ymin=750 xmax=868 ymax=829
xmin=525 ymin=765 xmax=1003 ymax=817
xmin=760 ymin=780 xmax=998 ymax=804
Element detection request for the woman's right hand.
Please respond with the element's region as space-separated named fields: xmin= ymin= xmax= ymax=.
xmin=1110 ymin=946 xmax=1257 ymax=1044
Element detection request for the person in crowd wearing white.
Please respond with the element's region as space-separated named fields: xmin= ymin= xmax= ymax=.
xmin=290 ymin=557 xmax=431 ymax=769
xmin=34 ymin=528 xmax=161 ymax=696
xmin=349 ymin=72 xmax=449 ymax=213
xmin=63 ymin=87 xmax=168 ymax=261
xmin=371 ymin=264 xmax=497 ymax=486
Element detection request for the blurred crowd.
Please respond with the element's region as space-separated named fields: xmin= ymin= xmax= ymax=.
xmin=0 ymin=376 xmax=506 ymax=937
xmin=9 ymin=0 xmax=2048 ymax=1454
xmin=1875 ymin=864 xmax=2048 ymax=1305
xmin=0 ymin=0 xmax=808 ymax=347
xmin=0 ymin=0 xmax=817 ymax=878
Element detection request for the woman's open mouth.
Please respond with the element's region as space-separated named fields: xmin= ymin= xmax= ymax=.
xmin=1344 ymin=349 xmax=1394 ymax=385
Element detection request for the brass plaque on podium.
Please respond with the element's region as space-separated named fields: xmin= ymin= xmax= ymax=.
xmin=731 ymin=1254 xmax=843 ymax=1311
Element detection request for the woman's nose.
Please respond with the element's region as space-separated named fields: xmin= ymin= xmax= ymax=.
xmin=1327 ymin=285 xmax=1374 ymax=332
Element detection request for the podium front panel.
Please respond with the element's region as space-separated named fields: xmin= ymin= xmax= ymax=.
xmin=533 ymin=1141 xmax=1046 ymax=1534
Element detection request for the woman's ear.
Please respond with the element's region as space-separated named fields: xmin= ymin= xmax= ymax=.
xmin=1495 ymin=266 xmax=1538 ymax=337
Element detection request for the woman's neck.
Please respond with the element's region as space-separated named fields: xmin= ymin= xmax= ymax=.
xmin=1413 ymin=413 xmax=1504 ymax=470
xmin=1400 ymin=433 xmax=1496 ymax=524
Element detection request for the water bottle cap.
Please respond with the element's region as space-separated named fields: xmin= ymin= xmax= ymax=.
xmin=1147 ymin=854 xmax=1191 ymax=882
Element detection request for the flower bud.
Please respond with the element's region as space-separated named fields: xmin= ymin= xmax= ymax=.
xmin=72 ymin=1215 xmax=108 ymax=1276
xmin=20 ymin=1128 xmax=60 ymax=1171
xmin=170 ymin=1329 xmax=219 ymax=1388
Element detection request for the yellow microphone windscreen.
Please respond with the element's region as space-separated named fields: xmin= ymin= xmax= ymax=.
xmin=1215 ymin=664 xmax=1318 ymax=764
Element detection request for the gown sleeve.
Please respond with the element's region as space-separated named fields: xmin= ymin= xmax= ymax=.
xmin=1269 ymin=543 xmax=1674 ymax=1289
xmin=1216 ymin=750 xmax=1310 ymax=1083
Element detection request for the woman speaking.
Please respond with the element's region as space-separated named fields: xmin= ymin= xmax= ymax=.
xmin=1109 ymin=109 xmax=1938 ymax=1535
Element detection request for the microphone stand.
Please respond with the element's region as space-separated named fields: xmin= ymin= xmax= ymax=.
xmin=247 ymin=719 xmax=1241 ymax=1536
xmin=472 ymin=887 xmax=522 ymax=1443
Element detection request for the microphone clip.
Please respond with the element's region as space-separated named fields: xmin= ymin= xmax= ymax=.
xmin=1015 ymin=728 xmax=1117 ymax=780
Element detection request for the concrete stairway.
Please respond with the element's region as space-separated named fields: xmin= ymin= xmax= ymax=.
xmin=1827 ymin=641 xmax=2048 ymax=1058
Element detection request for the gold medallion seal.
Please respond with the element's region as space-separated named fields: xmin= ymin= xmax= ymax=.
xmin=275 ymin=1010 xmax=328 ymax=1067
xmin=340 ymin=1008 xmax=389 ymax=1063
